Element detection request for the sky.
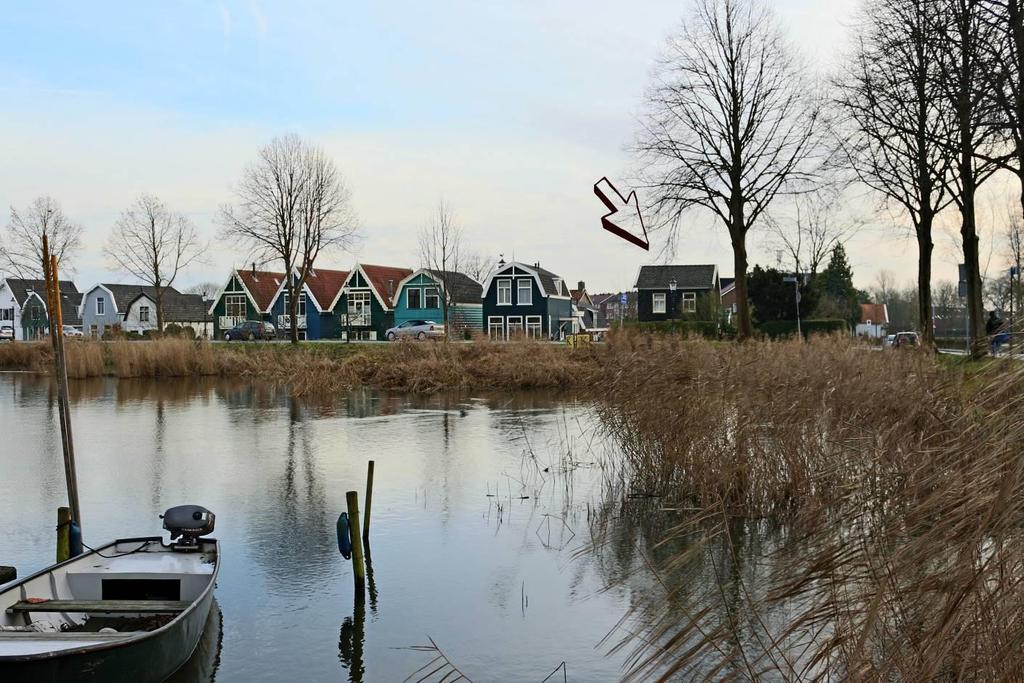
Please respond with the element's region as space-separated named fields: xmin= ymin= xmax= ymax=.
xmin=1 ymin=0 xmax=1012 ymax=295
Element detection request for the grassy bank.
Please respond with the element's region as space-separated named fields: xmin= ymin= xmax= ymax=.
xmin=0 ymin=338 xmax=600 ymax=393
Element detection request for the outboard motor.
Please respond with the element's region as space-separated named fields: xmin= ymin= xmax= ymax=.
xmin=161 ymin=505 xmax=216 ymax=551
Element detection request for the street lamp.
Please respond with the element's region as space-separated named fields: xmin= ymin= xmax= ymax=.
xmin=783 ymin=275 xmax=802 ymax=339
xmin=668 ymin=278 xmax=677 ymax=317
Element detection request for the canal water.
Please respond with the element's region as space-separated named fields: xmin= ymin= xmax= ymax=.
xmin=0 ymin=374 xmax=650 ymax=682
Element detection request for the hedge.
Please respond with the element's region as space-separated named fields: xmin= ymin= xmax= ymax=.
xmin=757 ymin=319 xmax=849 ymax=339
xmin=622 ymin=319 xmax=720 ymax=338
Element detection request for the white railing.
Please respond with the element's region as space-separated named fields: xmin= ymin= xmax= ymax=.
xmin=219 ymin=315 xmax=246 ymax=330
xmin=341 ymin=313 xmax=371 ymax=327
xmin=277 ymin=314 xmax=307 ymax=330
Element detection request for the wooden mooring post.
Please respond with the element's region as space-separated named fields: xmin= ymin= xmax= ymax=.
xmin=345 ymin=491 xmax=366 ymax=596
xmin=363 ymin=460 xmax=374 ymax=542
xmin=56 ymin=507 xmax=72 ymax=563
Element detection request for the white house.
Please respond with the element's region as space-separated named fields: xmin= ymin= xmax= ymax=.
xmin=856 ymin=302 xmax=889 ymax=338
xmin=0 ymin=277 xmax=81 ymax=340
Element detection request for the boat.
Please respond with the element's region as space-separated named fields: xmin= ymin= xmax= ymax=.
xmin=0 ymin=506 xmax=218 ymax=683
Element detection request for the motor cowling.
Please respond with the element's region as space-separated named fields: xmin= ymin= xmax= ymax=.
xmin=161 ymin=505 xmax=215 ymax=548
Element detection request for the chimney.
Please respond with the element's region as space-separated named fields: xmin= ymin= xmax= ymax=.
xmin=577 ymin=280 xmax=585 ymax=293
xmin=251 ymin=262 xmax=256 ymax=277
xmin=498 ymin=254 xmax=506 ymax=267
xmin=387 ymin=279 xmax=394 ymax=298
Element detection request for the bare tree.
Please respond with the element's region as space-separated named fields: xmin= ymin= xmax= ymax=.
xmin=105 ymin=194 xmax=204 ymax=330
xmin=220 ymin=135 xmax=359 ymax=344
xmin=459 ymin=250 xmax=491 ymax=283
xmin=932 ymin=0 xmax=1006 ymax=356
xmin=418 ymin=200 xmax=463 ymax=337
xmin=635 ymin=0 xmax=819 ymax=339
xmin=835 ymin=0 xmax=955 ymax=347
xmin=2 ymin=196 xmax=84 ymax=279
xmin=766 ymin=187 xmax=863 ymax=278
xmin=981 ymin=0 xmax=1024 ymax=219
xmin=185 ymin=281 xmax=222 ymax=300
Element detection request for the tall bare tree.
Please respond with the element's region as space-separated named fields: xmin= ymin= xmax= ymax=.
xmin=835 ymin=0 xmax=955 ymax=347
xmin=220 ymin=135 xmax=359 ymax=344
xmin=932 ymin=0 xmax=1005 ymax=356
xmin=766 ymin=187 xmax=863 ymax=278
xmin=418 ymin=200 xmax=463 ymax=338
xmin=459 ymin=250 xmax=491 ymax=283
xmin=105 ymin=194 xmax=204 ymax=330
xmin=635 ymin=0 xmax=819 ymax=339
xmin=2 ymin=196 xmax=84 ymax=279
xmin=981 ymin=0 xmax=1024 ymax=219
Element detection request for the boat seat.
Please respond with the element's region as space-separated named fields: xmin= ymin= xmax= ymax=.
xmin=0 ymin=631 xmax=144 ymax=639
xmin=7 ymin=600 xmax=189 ymax=614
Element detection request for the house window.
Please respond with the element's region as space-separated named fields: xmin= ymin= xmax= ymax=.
xmin=507 ymin=316 xmax=524 ymax=337
xmin=488 ymin=316 xmax=504 ymax=340
xmin=90 ymin=325 xmax=98 ymax=337
xmin=731 ymin=303 xmax=737 ymax=314
xmin=497 ymin=279 xmax=512 ymax=305
xmin=0 ymin=308 xmax=12 ymax=321
xmin=283 ymin=292 xmax=307 ymax=316
xmin=652 ymin=292 xmax=666 ymax=314
xmin=140 ymin=306 xmax=150 ymax=322
xmin=31 ymin=306 xmax=40 ymax=321
xmin=682 ymin=292 xmax=696 ymax=313
xmin=517 ymin=279 xmax=532 ymax=306
xmin=408 ymin=288 xmax=421 ymax=309
xmin=348 ymin=291 xmax=371 ymax=324
xmin=424 ymin=287 xmax=440 ymax=309
xmin=526 ymin=315 xmax=542 ymax=338
xmin=225 ymin=294 xmax=247 ymax=318
xmin=96 ymin=297 xmax=105 ymax=316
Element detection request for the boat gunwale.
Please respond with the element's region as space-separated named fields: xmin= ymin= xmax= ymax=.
xmin=0 ymin=536 xmax=219 ymax=663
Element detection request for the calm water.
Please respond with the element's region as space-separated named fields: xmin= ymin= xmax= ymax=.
xmin=0 ymin=374 xmax=645 ymax=682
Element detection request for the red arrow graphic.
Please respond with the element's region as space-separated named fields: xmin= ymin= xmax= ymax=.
xmin=594 ymin=177 xmax=649 ymax=250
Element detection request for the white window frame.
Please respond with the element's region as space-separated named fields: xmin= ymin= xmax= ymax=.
xmin=407 ymin=287 xmax=422 ymax=309
xmin=488 ymin=316 xmax=504 ymax=340
xmin=225 ymin=294 xmax=247 ymax=318
xmin=283 ymin=292 xmax=307 ymax=316
xmin=525 ymin=315 xmax=542 ymax=338
xmin=424 ymin=287 xmax=440 ymax=309
xmin=497 ymin=279 xmax=512 ymax=305
xmin=652 ymin=292 xmax=666 ymax=314
xmin=140 ymin=305 xmax=150 ymax=323
xmin=507 ymin=315 xmax=524 ymax=337
xmin=96 ymin=297 xmax=105 ymax=316
xmin=517 ymin=279 xmax=532 ymax=306
xmin=682 ymin=292 xmax=696 ymax=313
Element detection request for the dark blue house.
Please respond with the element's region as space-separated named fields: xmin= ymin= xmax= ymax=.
xmin=481 ymin=260 xmax=573 ymax=340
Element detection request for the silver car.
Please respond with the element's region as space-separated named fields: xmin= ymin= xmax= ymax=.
xmin=385 ymin=320 xmax=445 ymax=341
xmin=0 ymin=325 xmax=13 ymax=342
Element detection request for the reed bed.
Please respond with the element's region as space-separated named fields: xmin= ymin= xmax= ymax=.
xmin=592 ymin=332 xmax=1024 ymax=680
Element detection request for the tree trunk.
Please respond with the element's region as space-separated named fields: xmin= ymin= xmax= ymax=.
xmin=289 ymin=281 xmax=299 ymax=345
xmin=916 ymin=213 xmax=934 ymax=347
xmin=730 ymin=229 xmax=753 ymax=340
xmin=155 ymin=286 xmax=164 ymax=333
xmin=960 ymin=170 xmax=986 ymax=358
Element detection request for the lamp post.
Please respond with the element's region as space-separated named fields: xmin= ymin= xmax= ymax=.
xmin=783 ymin=275 xmax=802 ymax=339
xmin=668 ymin=278 xmax=677 ymax=317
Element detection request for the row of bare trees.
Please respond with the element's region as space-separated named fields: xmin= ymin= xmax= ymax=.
xmin=637 ymin=0 xmax=1024 ymax=356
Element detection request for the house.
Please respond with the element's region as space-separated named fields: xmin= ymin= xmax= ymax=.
xmin=393 ymin=268 xmax=483 ymax=336
xmin=856 ymin=302 xmax=889 ymax=338
xmin=634 ymin=264 xmax=720 ymax=322
xmin=481 ymin=260 xmax=573 ymax=340
xmin=80 ymin=283 xmax=209 ymax=337
xmin=122 ymin=290 xmax=212 ymax=337
xmin=592 ymin=291 xmax=636 ymax=326
xmin=570 ymin=281 xmax=603 ymax=333
xmin=260 ymin=266 xmax=351 ymax=340
xmin=720 ymin=277 xmax=736 ymax=323
xmin=209 ymin=267 xmax=286 ymax=338
xmin=332 ymin=264 xmax=414 ymax=340
xmin=0 ymin=278 xmax=82 ymax=340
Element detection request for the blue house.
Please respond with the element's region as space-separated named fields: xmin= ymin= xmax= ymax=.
xmin=393 ymin=269 xmax=483 ymax=336
xmin=480 ymin=260 xmax=573 ymax=340
xmin=266 ymin=267 xmax=350 ymax=340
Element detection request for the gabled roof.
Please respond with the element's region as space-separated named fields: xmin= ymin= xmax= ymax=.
xmin=304 ymin=267 xmax=350 ymax=311
xmin=2 ymin=278 xmax=78 ymax=307
xmin=570 ymin=289 xmax=595 ymax=309
xmin=533 ymin=265 xmax=571 ymax=297
xmin=634 ymin=265 xmax=719 ymax=290
xmin=18 ymin=288 xmax=83 ymax=327
xmin=859 ymin=302 xmax=889 ymax=325
xmin=344 ymin=263 xmax=413 ymax=309
xmin=481 ymin=260 xmax=571 ymax=300
xmin=125 ymin=290 xmax=211 ymax=322
xmin=720 ymin=277 xmax=735 ymax=293
xmin=423 ymin=269 xmax=483 ymax=304
xmin=237 ymin=269 xmax=286 ymax=312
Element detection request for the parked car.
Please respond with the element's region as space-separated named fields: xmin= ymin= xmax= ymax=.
xmin=385 ymin=320 xmax=445 ymax=341
xmin=882 ymin=334 xmax=896 ymax=349
xmin=0 ymin=325 xmax=13 ymax=342
xmin=893 ymin=331 xmax=920 ymax=349
xmin=62 ymin=325 xmax=83 ymax=338
xmin=224 ymin=320 xmax=276 ymax=341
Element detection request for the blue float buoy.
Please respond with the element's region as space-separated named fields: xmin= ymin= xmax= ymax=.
xmin=68 ymin=521 xmax=83 ymax=557
xmin=336 ymin=513 xmax=352 ymax=559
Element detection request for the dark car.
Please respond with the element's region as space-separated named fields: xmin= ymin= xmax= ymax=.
xmin=893 ymin=331 xmax=920 ymax=349
xmin=224 ymin=320 xmax=276 ymax=341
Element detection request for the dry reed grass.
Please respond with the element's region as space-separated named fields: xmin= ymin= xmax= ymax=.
xmin=592 ymin=332 xmax=1024 ymax=680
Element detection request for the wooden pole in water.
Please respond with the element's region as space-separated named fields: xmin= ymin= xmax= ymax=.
xmin=43 ymin=238 xmax=82 ymax=529
xmin=362 ymin=460 xmax=374 ymax=542
xmin=345 ymin=491 xmax=366 ymax=595
xmin=56 ymin=507 xmax=71 ymax=563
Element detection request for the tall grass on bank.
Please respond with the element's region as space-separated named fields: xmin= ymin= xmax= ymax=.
xmin=592 ymin=333 xmax=1024 ymax=680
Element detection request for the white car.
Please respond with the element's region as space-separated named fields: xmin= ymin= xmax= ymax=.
xmin=385 ymin=320 xmax=445 ymax=341
xmin=0 ymin=325 xmax=14 ymax=342
xmin=62 ymin=325 xmax=83 ymax=338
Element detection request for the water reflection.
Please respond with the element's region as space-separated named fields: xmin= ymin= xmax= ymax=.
xmin=338 ymin=587 xmax=367 ymax=682
xmin=167 ymin=600 xmax=224 ymax=682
